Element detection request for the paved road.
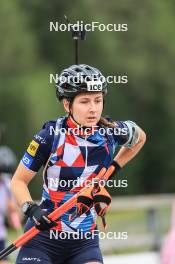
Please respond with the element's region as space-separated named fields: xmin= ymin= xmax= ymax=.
xmin=103 ymin=252 xmax=160 ymax=264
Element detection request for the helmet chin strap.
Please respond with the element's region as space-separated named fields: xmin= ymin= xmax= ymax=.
xmin=69 ymin=112 xmax=92 ymax=129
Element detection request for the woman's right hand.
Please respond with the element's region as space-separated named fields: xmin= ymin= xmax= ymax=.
xmin=26 ymin=204 xmax=57 ymax=231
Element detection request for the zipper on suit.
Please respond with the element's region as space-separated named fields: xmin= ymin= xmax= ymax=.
xmin=85 ymin=135 xmax=88 ymax=168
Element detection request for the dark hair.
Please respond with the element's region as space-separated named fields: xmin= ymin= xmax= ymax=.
xmin=99 ymin=116 xmax=116 ymax=128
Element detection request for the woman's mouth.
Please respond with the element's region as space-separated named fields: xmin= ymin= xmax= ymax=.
xmin=87 ymin=117 xmax=96 ymax=121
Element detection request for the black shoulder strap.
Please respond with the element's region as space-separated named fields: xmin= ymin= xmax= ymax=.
xmin=51 ymin=116 xmax=66 ymax=154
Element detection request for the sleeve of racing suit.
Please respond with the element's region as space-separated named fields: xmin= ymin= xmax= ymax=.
xmin=110 ymin=120 xmax=140 ymax=147
xmin=20 ymin=120 xmax=56 ymax=172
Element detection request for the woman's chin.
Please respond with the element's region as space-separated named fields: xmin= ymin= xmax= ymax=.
xmin=84 ymin=121 xmax=97 ymax=127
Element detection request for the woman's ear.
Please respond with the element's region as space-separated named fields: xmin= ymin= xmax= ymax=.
xmin=62 ymin=99 xmax=70 ymax=113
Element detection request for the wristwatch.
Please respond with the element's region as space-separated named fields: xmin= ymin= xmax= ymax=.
xmin=22 ymin=201 xmax=34 ymax=215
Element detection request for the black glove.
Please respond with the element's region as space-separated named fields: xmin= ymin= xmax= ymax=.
xmin=110 ymin=160 xmax=121 ymax=178
xmin=26 ymin=204 xmax=57 ymax=231
xmin=111 ymin=160 xmax=121 ymax=170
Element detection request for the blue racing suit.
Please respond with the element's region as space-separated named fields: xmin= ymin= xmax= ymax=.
xmin=16 ymin=116 xmax=134 ymax=264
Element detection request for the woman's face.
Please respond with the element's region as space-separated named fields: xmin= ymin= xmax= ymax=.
xmin=63 ymin=92 xmax=103 ymax=127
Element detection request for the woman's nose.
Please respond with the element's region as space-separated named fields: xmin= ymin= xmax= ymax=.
xmin=89 ymin=102 xmax=96 ymax=112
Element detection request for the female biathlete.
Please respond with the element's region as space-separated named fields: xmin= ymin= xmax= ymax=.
xmin=11 ymin=64 xmax=146 ymax=264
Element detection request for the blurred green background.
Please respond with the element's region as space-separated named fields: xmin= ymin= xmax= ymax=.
xmin=0 ymin=0 xmax=175 ymax=199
